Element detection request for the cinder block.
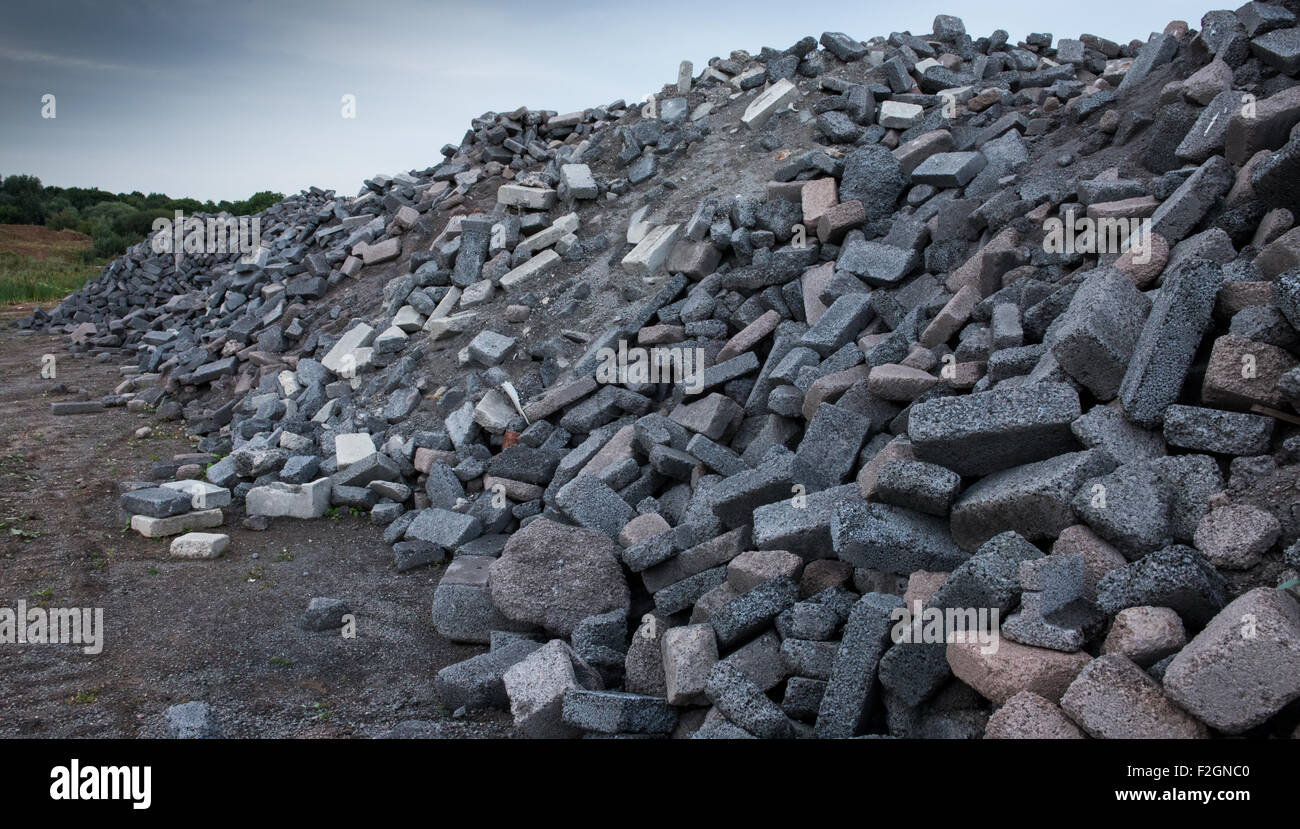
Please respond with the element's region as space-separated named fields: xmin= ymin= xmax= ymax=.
xmin=908 ymin=382 xmax=1082 ymax=476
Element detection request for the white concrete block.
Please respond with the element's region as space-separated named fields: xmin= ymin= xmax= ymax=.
xmin=171 ymin=532 xmax=230 ymax=560
xmin=245 ymin=479 xmax=332 ymax=519
xmin=131 ymin=508 xmax=224 ymax=538
xmin=500 ymin=249 xmax=561 ymax=289
xmin=560 ymin=164 xmax=598 ymax=199
xmin=879 ymin=100 xmax=924 ymax=129
xmin=497 ymin=184 xmax=557 ymax=210
xmin=621 ymin=224 xmax=682 ymax=275
xmin=335 ymin=433 xmax=376 ymax=467
xmin=741 ymin=79 xmax=801 ymax=130
xmin=321 ymin=323 xmax=375 ymax=376
xmin=392 ymin=305 xmax=424 ymax=333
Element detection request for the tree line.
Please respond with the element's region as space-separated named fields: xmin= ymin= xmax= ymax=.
xmin=0 ymin=174 xmax=284 ymax=261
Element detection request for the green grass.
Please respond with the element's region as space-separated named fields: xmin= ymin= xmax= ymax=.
xmin=0 ymin=250 xmax=100 ymax=304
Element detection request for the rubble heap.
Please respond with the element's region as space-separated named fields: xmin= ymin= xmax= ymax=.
xmin=22 ymin=5 xmax=1300 ymax=738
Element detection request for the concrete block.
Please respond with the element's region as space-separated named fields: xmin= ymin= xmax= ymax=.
xmin=1163 ymin=588 xmax=1300 ymax=734
xmin=1060 ymin=654 xmax=1208 ymax=738
xmin=131 ymin=508 xmax=225 ymax=538
xmin=245 ymin=479 xmax=331 ymax=518
xmin=909 ymin=382 xmax=1082 ymax=476
xmin=742 ymin=79 xmax=801 ymax=130
xmin=622 ymin=224 xmax=682 ymax=276
xmin=169 ymin=532 xmax=229 ymax=560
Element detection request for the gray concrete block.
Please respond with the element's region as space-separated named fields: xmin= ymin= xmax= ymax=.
xmin=561 ymin=689 xmax=677 ymax=734
xmin=950 ymin=449 xmax=1117 ymax=551
xmin=832 ymin=500 xmax=969 ymax=572
xmin=709 ymin=576 xmax=800 ymax=648
xmin=816 ymin=592 xmax=904 ymax=737
xmin=1096 ymin=544 xmax=1228 ymax=627
xmin=909 ymin=382 xmax=1082 ymax=476
xmin=1162 ymin=404 xmax=1274 ymax=455
xmin=1049 ymin=267 xmax=1151 ymax=400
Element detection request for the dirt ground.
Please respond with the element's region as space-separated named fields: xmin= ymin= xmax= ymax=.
xmin=0 ymin=307 xmax=511 ymax=738
xmin=0 ymin=225 xmax=92 ymax=261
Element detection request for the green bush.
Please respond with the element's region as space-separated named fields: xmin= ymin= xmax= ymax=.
xmin=242 ymin=191 xmax=282 ymax=214
xmin=113 ymin=207 xmax=173 ymax=239
xmin=47 ymin=207 xmax=80 ymax=231
xmin=1 ymin=174 xmax=287 ymax=260
xmin=81 ymin=200 xmax=137 ymax=227
xmin=85 ymin=231 xmax=130 ymax=261
xmin=0 ymin=174 xmax=46 ymax=224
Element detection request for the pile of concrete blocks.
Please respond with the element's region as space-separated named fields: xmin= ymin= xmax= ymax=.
xmin=119 ymin=481 xmax=228 ymax=538
xmin=35 ymin=6 xmax=1300 ymax=739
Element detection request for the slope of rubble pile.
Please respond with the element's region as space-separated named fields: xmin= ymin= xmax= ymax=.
xmin=21 ymin=5 xmax=1300 ymax=739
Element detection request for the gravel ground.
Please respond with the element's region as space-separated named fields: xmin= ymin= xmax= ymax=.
xmin=0 ymin=311 xmax=510 ymax=738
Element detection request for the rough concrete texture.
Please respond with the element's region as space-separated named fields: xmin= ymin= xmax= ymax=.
xmin=19 ymin=8 xmax=1300 ymax=742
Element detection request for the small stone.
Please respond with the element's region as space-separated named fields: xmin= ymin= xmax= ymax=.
xmin=1193 ymin=504 xmax=1281 ymax=569
xmin=1101 ymin=606 xmax=1186 ymax=667
xmin=1060 ymin=653 xmax=1208 ymax=739
xmin=299 ymin=597 xmax=351 ymax=632
xmin=984 ymin=691 xmax=1085 ymax=739
xmin=163 ymin=701 xmax=221 ymax=739
xmin=169 ymin=532 xmax=229 ymax=560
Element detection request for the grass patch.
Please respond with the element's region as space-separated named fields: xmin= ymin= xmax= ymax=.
xmin=0 ymin=251 xmax=100 ymax=304
xmin=0 ymin=225 xmax=104 ymax=304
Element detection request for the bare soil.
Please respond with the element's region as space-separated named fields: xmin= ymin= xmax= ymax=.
xmin=0 ymin=225 xmax=92 ymax=261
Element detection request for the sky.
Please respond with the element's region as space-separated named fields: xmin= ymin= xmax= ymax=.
xmin=0 ymin=0 xmax=1216 ymax=202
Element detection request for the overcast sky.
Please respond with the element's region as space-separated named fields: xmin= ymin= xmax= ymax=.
xmin=0 ymin=0 xmax=1214 ymax=202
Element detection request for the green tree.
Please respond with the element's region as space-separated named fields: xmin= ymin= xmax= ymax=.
xmin=0 ymin=174 xmax=46 ymax=224
xmin=113 ymin=207 xmax=172 ymax=238
xmin=47 ymin=207 xmax=80 ymax=230
xmin=241 ymin=190 xmax=284 ymax=215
